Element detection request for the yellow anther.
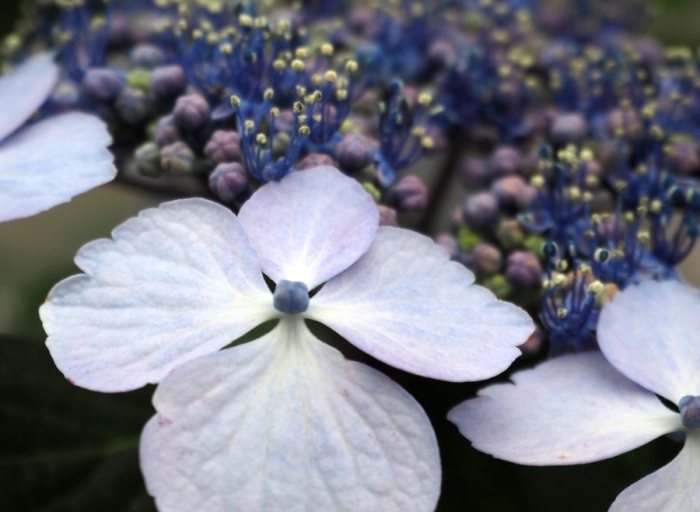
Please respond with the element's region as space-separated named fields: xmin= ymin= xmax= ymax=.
xmin=298 ymin=125 xmax=310 ymax=136
xmin=256 ymin=133 xmax=267 ymax=145
xmin=588 ymin=281 xmax=604 ymax=295
xmin=244 ymin=120 xmax=254 ymax=131
xmin=320 ymin=43 xmax=334 ymax=56
xmin=293 ymin=101 xmax=304 ymax=113
xmin=291 ymin=59 xmax=305 ymax=72
xmin=324 ymin=70 xmax=337 ymax=83
xmin=557 ymin=308 xmax=568 ymax=319
xmin=230 ymin=95 xmax=241 ymax=108
xmin=345 ymin=60 xmax=359 ymax=74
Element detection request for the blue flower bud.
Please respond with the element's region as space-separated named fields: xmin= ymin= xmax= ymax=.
xmin=204 ymin=130 xmax=242 ymax=164
xmin=173 ymin=94 xmax=211 ymax=131
xmin=81 ymin=68 xmax=124 ymax=102
xmin=390 ymin=175 xmax=428 ymax=213
xmin=334 ymin=133 xmax=377 ymax=173
xmin=151 ymin=65 xmax=187 ymax=99
xmin=462 ymin=192 xmax=499 ymax=228
xmin=116 ymin=87 xmax=150 ymax=125
xmin=160 ymin=142 xmax=195 ymax=176
xmin=131 ymin=44 xmax=167 ymax=69
xmin=680 ymin=395 xmax=700 ymax=429
xmin=491 ymin=176 xmax=527 ymax=209
xmin=273 ymin=280 xmax=310 ymax=315
xmin=208 ymin=162 xmax=250 ymax=203
xmin=488 ymin=146 xmax=523 ymax=178
xmin=505 ymin=251 xmax=543 ymax=288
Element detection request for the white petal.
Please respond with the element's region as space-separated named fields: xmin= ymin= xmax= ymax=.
xmin=610 ymin=430 xmax=700 ymax=512
xmin=237 ymin=166 xmax=379 ymax=289
xmin=0 ymin=113 xmax=116 ymax=222
xmin=141 ymin=318 xmax=440 ymax=512
xmin=598 ymin=280 xmax=700 ymax=403
xmin=0 ymin=53 xmax=58 ymax=141
xmin=41 ymin=199 xmax=274 ymax=392
xmin=308 ymin=227 xmax=533 ymax=381
xmin=448 ymin=352 xmax=682 ymax=465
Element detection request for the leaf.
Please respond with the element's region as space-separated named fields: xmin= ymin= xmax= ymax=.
xmin=0 ymin=335 xmax=156 ymax=511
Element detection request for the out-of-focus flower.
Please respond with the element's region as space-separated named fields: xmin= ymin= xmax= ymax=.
xmin=0 ymin=54 xmax=114 ymax=222
xmin=41 ymin=166 xmax=533 ymax=511
xmin=450 ymin=280 xmax=700 ymax=511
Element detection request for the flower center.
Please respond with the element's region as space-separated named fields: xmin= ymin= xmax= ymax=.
xmin=679 ymin=395 xmax=700 ymax=429
xmin=273 ymin=280 xmax=310 ymax=315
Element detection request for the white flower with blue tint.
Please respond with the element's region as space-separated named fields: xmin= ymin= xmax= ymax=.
xmin=41 ymin=166 xmax=533 ymax=511
xmin=0 ymin=54 xmax=115 ymax=222
xmin=450 ymin=279 xmax=700 ymax=511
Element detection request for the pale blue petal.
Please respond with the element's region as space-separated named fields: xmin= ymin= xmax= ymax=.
xmin=141 ymin=317 xmax=440 ymax=512
xmin=0 ymin=53 xmax=58 ymax=141
xmin=610 ymin=430 xmax=700 ymax=512
xmin=449 ymin=352 xmax=682 ymax=465
xmin=0 ymin=113 xmax=115 ymax=222
xmin=41 ymin=199 xmax=275 ymax=392
xmin=238 ymin=166 xmax=379 ymax=289
xmin=308 ymin=227 xmax=533 ymax=381
xmin=598 ymin=280 xmax=700 ymax=403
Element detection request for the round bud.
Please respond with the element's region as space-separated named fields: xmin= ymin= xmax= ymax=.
xmin=134 ymin=142 xmax=162 ymax=178
xmin=81 ymin=68 xmax=124 ymax=102
xmin=471 ymin=243 xmax=503 ymax=276
xmin=153 ymin=115 xmax=181 ymax=147
xmin=160 ymin=141 xmax=195 ymax=176
xmin=390 ymin=175 xmax=428 ymax=213
xmin=488 ymin=146 xmax=523 ymax=178
xmin=204 ymin=130 xmax=242 ymax=164
xmin=505 ymin=251 xmax=543 ymax=288
xmin=173 ymin=94 xmax=211 ymax=131
xmin=115 ymin=87 xmax=150 ymax=124
xmin=150 ymin=65 xmax=187 ymax=99
xmin=462 ymin=192 xmax=499 ymax=228
xmin=297 ymin=153 xmax=334 ymax=170
xmin=273 ymin=280 xmax=310 ymax=315
xmin=435 ymin=234 xmax=458 ymax=257
xmin=334 ymin=133 xmax=378 ymax=173
xmin=208 ymin=162 xmax=249 ymax=203
xmin=131 ymin=44 xmax=167 ymax=68
xmin=550 ymin=112 xmax=588 ymax=145
xmin=679 ymin=395 xmax=700 ymax=429
xmin=491 ymin=175 xmax=527 ymax=209
xmin=461 ymin=157 xmax=489 ymax=189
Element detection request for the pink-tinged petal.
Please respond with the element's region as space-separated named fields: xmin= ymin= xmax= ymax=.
xmin=141 ymin=317 xmax=440 ymax=512
xmin=0 ymin=113 xmax=115 ymax=222
xmin=237 ymin=166 xmax=379 ymax=289
xmin=610 ymin=430 xmax=700 ymax=512
xmin=0 ymin=53 xmax=58 ymax=141
xmin=308 ymin=227 xmax=533 ymax=381
xmin=41 ymin=199 xmax=274 ymax=392
xmin=598 ymin=280 xmax=700 ymax=403
xmin=448 ymin=352 xmax=682 ymax=465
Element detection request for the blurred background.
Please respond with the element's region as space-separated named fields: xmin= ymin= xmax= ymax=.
xmin=1 ymin=0 xmax=700 ymax=511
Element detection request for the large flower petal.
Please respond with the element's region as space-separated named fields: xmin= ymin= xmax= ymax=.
xmin=0 ymin=53 xmax=58 ymax=141
xmin=141 ymin=317 xmax=440 ymax=512
xmin=610 ymin=430 xmax=700 ymax=511
xmin=308 ymin=227 xmax=533 ymax=381
xmin=0 ymin=113 xmax=116 ymax=222
xmin=237 ymin=166 xmax=379 ymax=289
xmin=598 ymin=280 xmax=700 ymax=403
xmin=41 ymin=199 xmax=274 ymax=392
xmin=448 ymin=352 xmax=682 ymax=465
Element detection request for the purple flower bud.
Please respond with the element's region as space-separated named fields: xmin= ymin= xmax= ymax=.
xmin=491 ymin=176 xmax=527 ymax=209
xmin=273 ymin=280 xmax=309 ymax=314
xmin=471 ymin=243 xmax=502 ymax=276
xmin=297 ymin=153 xmax=334 ymax=170
xmin=462 ymin=192 xmax=499 ymax=228
xmin=81 ymin=68 xmax=124 ymax=102
xmin=173 ymin=94 xmax=210 ymax=131
xmin=391 ymin=175 xmax=428 ymax=213
xmin=115 ymin=87 xmax=150 ymax=124
xmin=154 ymin=115 xmax=181 ymax=147
xmin=606 ymin=108 xmax=640 ymax=138
xmin=462 ymin=157 xmax=489 ymax=189
xmin=488 ymin=146 xmax=523 ymax=178
xmin=427 ymin=39 xmax=457 ymax=68
xmin=550 ymin=113 xmax=588 ymax=145
xmin=334 ymin=133 xmax=378 ymax=173
xmin=131 ymin=44 xmax=167 ymax=69
xmin=209 ymin=162 xmax=250 ymax=202
xmin=204 ymin=130 xmax=242 ymax=164
xmin=161 ymin=141 xmax=195 ymax=176
xmin=435 ymin=233 xmax=458 ymax=257
xmin=505 ymin=251 xmax=542 ymax=288
xmin=378 ymin=205 xmax=398 ymax=227
xmin=151 ymin=65 xmax=187 ymax=99
xmin=497 ymin=219 xmax=525 ymax=250
xmin=669 ymin=141 xmax=700 ymax=176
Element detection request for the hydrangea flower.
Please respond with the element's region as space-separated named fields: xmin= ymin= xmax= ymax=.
xmin=41 ymin=166 xmax=533 ymax=511
xmin=449 ymin=279 xmax=700 ymax=511
xmin=0 ymin=53 xmax=115 ymax=222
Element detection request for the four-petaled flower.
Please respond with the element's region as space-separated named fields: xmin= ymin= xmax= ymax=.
xmin=450 ymin=279 xmax=700 ymax=511
xmin=41 ymin=166 xmax=533 ymax=511
xmin=0 ymin=54 xmax=114 ymax=222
